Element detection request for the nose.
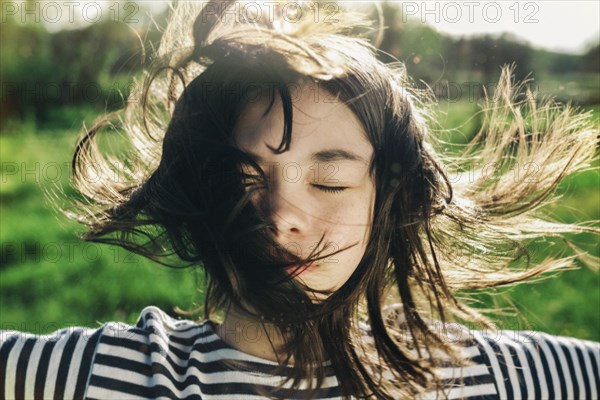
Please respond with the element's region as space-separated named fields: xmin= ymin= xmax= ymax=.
xmin=263 ymin=180 xmax=308 ymax=238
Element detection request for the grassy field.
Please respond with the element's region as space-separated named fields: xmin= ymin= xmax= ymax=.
xmin=1 ymin=101 xmax=598 ymax=340
xmin=0 ymin=124 xmax=202 ymax=331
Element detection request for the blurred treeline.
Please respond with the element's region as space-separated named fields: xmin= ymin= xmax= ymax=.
xmin=1 ymin=1 xmax=599 ymax=128
xmin=0 ymin=1 xmax=166 ymax=127
xmin=374 ymin=3 xmax=599 ymax=102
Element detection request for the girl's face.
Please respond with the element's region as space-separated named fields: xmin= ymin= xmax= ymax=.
xmin=233 ymin=82 xmax=376 ymax=294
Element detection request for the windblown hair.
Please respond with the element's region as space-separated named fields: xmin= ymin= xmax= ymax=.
xmin=70 ymin=1 xmax=598 ymax=399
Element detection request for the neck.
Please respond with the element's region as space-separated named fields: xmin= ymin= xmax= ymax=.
xmin=215 ymin=304 xmax=292 ymax=363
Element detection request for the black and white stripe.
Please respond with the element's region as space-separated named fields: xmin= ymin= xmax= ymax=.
xmin=472 ymin=329 xmax=600 ymax=400
xmin=1 ymin=306 xmax=599 ymax=399
xmin=0 ymin=327 xmax=103 ymax=399
xmin=84 ymin=311 xmax=342 ymax=399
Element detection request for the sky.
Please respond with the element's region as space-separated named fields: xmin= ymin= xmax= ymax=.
xmin=413 ymin=1 xmax=600 ymax=54
xmin=18 ymin=1 xmax=599 ymax=54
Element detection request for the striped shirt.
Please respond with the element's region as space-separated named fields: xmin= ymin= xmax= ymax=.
xmin=1 ymin=306 xmax=598 ymax=399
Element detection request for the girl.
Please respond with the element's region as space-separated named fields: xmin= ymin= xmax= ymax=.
xmin=1 ymin=1 xmax=599 ymax=399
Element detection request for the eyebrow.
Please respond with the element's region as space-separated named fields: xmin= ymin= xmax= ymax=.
xmin=244 ymin=149 xmax=367 ymax=164
xmin=311 ymin=149 xmax=366 ymax=163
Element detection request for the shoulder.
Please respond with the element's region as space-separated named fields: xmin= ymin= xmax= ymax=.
xmin=1 ymin=322 xmax=104 ymax=399
xmin=0 ymin=306 xmax=217 ymax=399
xmin=470 ymin=329 xmax=600 ymax=400
xmin=88 ymin=307 xmax=333 ymax=399
xmin=378 ymin=304 xmax=600 ymax=400
xmin=84 ymin=306 xmax=222 ymax=399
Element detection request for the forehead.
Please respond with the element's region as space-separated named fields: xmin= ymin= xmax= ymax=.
xmin=233 ymin=82 xmax=372 ymax=161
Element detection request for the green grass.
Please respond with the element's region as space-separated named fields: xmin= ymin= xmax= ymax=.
xmin=437 ymin=99 xmax=600 ymax=341
xmin=0 ymin=126 xmax=202 ymax=333
xmin=1 ymin=101 xmax=598 ymax=340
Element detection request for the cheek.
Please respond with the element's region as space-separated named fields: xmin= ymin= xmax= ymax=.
xmin=320 ymin=198 xmax=373 ymax=247
xmin=320 ymin=183 xmax=375 ymax=224
xmin=312 ymin=181 xmax=375 ymax=248
xmin=340 ymin=189 xmax=376 ymax=230
xmin=317 ymin=199 xmax=371 ymax=229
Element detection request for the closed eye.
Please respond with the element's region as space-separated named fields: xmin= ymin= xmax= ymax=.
xmin=312 ymin=184 xmax=348 ymax=193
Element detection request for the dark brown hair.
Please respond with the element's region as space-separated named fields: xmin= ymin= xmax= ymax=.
xmin=70 ymin=2 xmax=598 ymax=398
